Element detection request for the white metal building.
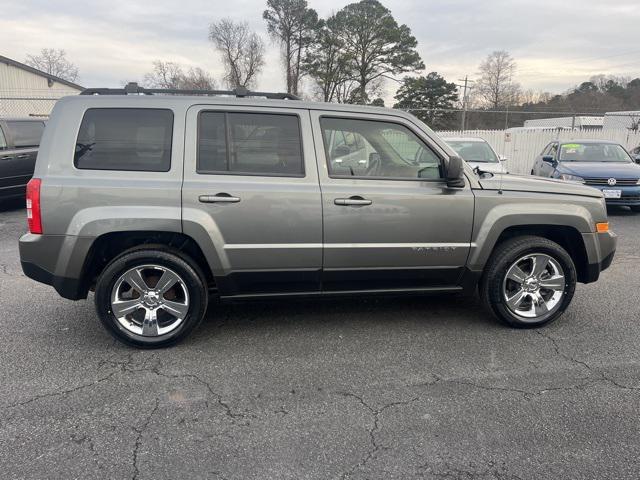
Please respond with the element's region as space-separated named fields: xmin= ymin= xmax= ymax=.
xmin=0 ymin=54 xmax=83 ymax=117
xmin=603 ymin=111 xmax=640 ymax=131
xmin=523 ymin=116 xmax=604 ymax=130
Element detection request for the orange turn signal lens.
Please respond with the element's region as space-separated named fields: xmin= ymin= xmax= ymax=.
xmin=596 ymin=222 xmax=609 ymax=233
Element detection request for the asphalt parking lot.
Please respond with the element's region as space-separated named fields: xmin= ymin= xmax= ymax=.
xmin=1 ymin=201 xmax=639 ymax=480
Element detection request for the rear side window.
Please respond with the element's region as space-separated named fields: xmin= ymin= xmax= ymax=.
xmin=7 ymin=121 xmax=45 ymax=148
xmin=198 ymin=112 xmax=304 ymax=176
xmin=75 ymin=108 xmax=173 ymax=171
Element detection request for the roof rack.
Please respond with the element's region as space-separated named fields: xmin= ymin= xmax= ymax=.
xmin=80 ymin=82 xmax=300 ymax=100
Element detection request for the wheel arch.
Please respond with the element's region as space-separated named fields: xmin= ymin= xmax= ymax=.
xmin=474 ymin=224 xmax=590 ymax=284
xmin=78 ymin=231 xmax=217 ymax=298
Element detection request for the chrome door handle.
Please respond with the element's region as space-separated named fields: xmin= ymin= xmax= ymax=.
xmin=199 ymin=193 xmax=241 ymax=203
xmin=16 ymin=154 xmax=28 ymax=159
xmin=0 ymin=155 xmax=12 ymax=161
xmin=334 ymin=196 xmax=372 ymax=206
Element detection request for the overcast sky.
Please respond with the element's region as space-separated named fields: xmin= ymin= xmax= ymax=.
xmin=2 ymin=0 xmax=640 ymax=101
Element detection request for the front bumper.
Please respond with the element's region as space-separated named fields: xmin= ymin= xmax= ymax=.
xmin=582 ymin=230 xmax=617 ymax=283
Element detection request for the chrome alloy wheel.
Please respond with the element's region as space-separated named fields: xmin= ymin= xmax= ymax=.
xmin=502 ymin=253 xmax=566 ymax=320
xmin=110 ymin=265 xmax=189 ymax=337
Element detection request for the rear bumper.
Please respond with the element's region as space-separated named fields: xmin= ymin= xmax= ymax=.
xmin=19 ymin=233 xmax=91 ymax=300
xmin=20 ymin=260 xmax=84 ymax=300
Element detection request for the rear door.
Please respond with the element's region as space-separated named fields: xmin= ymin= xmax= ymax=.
xmin=0 ymin=122 xmax=18 ymax=198
xmin=0 ymin=120 xmax=43 ymax=198
xmin=311 ymin=111 xmax=475 ymax=292
xmin=182 ymin=105 xmax=322 ymax=296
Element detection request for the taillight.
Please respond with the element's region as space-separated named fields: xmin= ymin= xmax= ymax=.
xmin=26 ymin=178 xmax=42 ymax=234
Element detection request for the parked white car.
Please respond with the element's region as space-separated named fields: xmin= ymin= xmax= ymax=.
xmin=443 ymin=137 xmax=508 ymax=174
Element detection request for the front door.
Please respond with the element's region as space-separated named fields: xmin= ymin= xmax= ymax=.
xmin=182 ymin=105 xmax=322 ymax=296
xmin=311 ymin=111 xmax=475 ymax=292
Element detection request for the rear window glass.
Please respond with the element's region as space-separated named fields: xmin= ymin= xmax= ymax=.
xmin=75 ymin=108 xmax=173 ymax=171
xmin=198 ymin=112 xmax=304 ymax=176
xmin=7 ymin=121 xmax=45 ymax=148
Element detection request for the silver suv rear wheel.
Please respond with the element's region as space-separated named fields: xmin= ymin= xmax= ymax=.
xmin=95 ymin=248 xmax=208 ymax=348
xmin=111 ymin=265 xmax=190 ymax=337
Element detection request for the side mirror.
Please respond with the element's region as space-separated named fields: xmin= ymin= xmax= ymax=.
xmin=634 ymin=154 xmax=640 ymax=164
xmin=542 ymin=155 xmax=557 ymax=166
xmin=446 ymin=155 xmax=465 ymax=188
xmin=499 ymin=155 xmax=507 ymax=162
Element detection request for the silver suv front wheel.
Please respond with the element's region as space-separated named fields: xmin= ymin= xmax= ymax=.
xmin=481 ymin=235 xmax=577 ymax=328
xmin=502 ymin=254 xmax=566 ymax=320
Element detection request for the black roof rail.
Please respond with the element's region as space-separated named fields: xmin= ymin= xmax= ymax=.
xmin=80 ymin=82 xmax=300 ymax=100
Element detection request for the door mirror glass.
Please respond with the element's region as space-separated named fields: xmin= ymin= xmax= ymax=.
xmin=542 ymin=155 xmax=556 ymax=165
xmin=333 ymin=145 xmax=351 ymax=158
xmin=446 ymin=155 xmax=465 ymax=187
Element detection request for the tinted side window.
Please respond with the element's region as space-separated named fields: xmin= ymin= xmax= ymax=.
xmin=75 ymin=108 xmax=173 ymax=171
xmin=0 ymin=126 xmax=6 ymax=149
xmin=320 ymin=117 xmax=443 ymax=180
xmin=197 ymin=112 xmax=304 ymax=176
xmin=7 ymin=121 xmax=45 ymax=148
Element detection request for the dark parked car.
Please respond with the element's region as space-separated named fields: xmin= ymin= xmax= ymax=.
xmin=531 ymin=140 xmax=640 ymax=211
xmin=0 ymin=118 xmax=46 ymax=201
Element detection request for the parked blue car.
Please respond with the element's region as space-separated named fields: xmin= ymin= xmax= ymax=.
xmin=531 ymin=140 xmax=640 ymax=212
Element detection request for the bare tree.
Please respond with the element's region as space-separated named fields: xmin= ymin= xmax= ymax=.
xmin=144 ymin=61 xmax=185 ymax=89
xmin=25 ymin=48 xmax=79 ymax=83
xmin=181 ymin=67 xmax=218 ymax=90
xmin=476 ymin=50 xmax=521 ymax=109
xmin=144 ymin=61 xmax=217 ymax=90
xmin=263 ymin=0 xmax=319 ymax=96
xmin=209 ymin=19 xmax=265 ymax=89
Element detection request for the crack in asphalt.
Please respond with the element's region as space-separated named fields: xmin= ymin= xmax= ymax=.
xmin=124 ymin=360 xmax=255 ymax=421
xmin=535 ymin=330 xmax=640 ymax=392
xmin=5 ymin=370 xmax=120 ymax=409
xmin=336 ymin=391 xmax=419 ymax=479
xmin=417 ymin=460 xmax=524 ymax=480
xmin=131 ymin=398 xmax=160 ymax=480
xmin=0 ymin=263 xmax=12 ymax=276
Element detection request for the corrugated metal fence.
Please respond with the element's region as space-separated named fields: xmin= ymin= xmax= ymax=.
xmin=436 ymin=128 xmax=640 ymax=175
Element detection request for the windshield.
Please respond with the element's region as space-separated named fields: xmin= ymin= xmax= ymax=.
xmin=559 ymin=143 xmax=632 ymax=163
xmin=446 ymin=140 xmax=498 ymax=163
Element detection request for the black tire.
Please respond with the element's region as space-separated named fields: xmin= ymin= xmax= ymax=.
xmin=95 ymin=247 xmax=208 ymax=348
xmin=479 ymin=235 xmax=577 ymax=328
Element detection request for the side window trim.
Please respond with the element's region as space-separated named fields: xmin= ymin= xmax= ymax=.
xmin=319 ymin=115 xmax=446 ymax=182
xmin=196 ymin=110 xmax=306 ymax=178
xmin=0 ymin=125 xmax=6 ymax=150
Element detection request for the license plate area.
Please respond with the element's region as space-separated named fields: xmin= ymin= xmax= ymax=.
xmin=602 ymin=189 xmax=622 ymax=199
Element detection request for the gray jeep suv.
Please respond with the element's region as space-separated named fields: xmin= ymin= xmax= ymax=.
xmin=19 ymin=84 xmax=616 ymax=348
